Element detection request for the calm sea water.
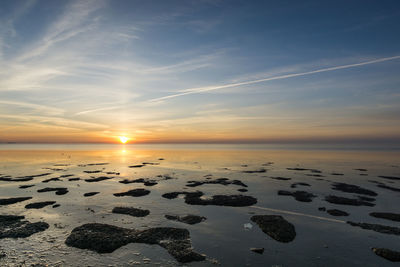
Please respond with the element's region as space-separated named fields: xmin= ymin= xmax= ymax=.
xmin=0 ymin=144 xmax=399 ymax=266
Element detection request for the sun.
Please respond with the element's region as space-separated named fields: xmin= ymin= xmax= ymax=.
xmin=119 ymin=136 xmax=129 ymax=144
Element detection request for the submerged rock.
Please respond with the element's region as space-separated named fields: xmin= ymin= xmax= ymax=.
xmin=65 ymin=223 xmax=205 ymax=263
xmin=37 ymin=187 xmax=68 ymax=195
xmin=185 ymin=194 xmax=257 ymax=207
xmin=269 ymin=176 xmax=291 ymax=181
xmin=250 ymin=247 xmax=264 ymax=254
xmin=242 ymin=168 xmax=266 ymax=173
xmin=112 ymin=207 xmax=150 ymax=217
xmin=327 ymin=209 xmax=349 ymax=216
xmin=186 ymin=178 xmax=247 ymax=188
xmin=331 ymin=182 xmax=377 ymax=196
xmin=347 ymin=221 xmax=400 ymax=235
xmin=0 ymin=215 xmax=49 ymax=238
xmin=25 ymin=201 xmax=56 ymax=209
xmin=251 ymin=215 xmax=296 ymax=243
xmin=68 ymin=177 xmax=80 ymax=181
xmin=290 ymin=182 xmax=310 ymax=188
xmin=84 ymin=192 xmax=100 ymax=197
xmin=372 ymin=248 xmax=400 ymax=262
xmin=325 ymin=195 xmax=374 ymax=206
xmin=19 ymin=184 xmax=35 ymax=189
xmin=278 ymin=190 xmax=316 ymax=202
xmin=114 ymin=188 xmax=150 ymax=197
xmin=119 ymin=178 xmax=158 ymax=186
xmin=0 ymin=197 xmax=32 ymax=205
xmin=165 ymin=214 xmax=206 ymax=225
xmin=370 ymin=212 xmax=400 ymax=222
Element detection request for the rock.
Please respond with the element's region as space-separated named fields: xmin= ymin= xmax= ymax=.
xmin=242 ymin=169 xmax=266 ymax=173
xmin=53 ymin=204 xmax=60 ymax=208
xmin=37 ymin=187 xmax=68 ymax=195
xmin=347 ymin=221 xmax=400 ymax=235
xmin=251 ymin=215 xmax=296 ymax=242
xmin=376 ymin=183 xmax=400 ymax=192
xmin=86 ymin=163 xmax=108 ymax=166
xmin=278 ymin=190 xmax=316 ymax=202
xmin=325 ymin=195 xmax=374 ymax=206
xmin=162 ymin=191 xmax=204 ymax=200
xmin=65 ymin=223 xmax=205 ymax=263
xmin=0 ymin=215 xmax=49 ymax=238
xmin=83 ymin=170 xmax=102 ymax=173
xmin=327 ymin=209 xmax=349 ymax=216
xmin=331 ymin=182 xmax=377 ymax=196
xmin=119 ymin=178 xmax=158 ymax=186
xmin=331 ymin=173 xmax=344 ymax=176
xmin=238 ymin=188 xmax=248 ymax=192
xmin=68 ymin=177 xmax=80 ymax=181
xmin=84 ymin=192 xmax=100 ymax=197
xmin=114 ymin=188 xmax=150 ymax=197
xmin=25 ymin=201 xmax=56 ymax=209
xmin=19 ymin=184 xmax=35 ymax=189
xmin=142 ymin=162 xmax=160 ymax=165
xmin=85 ymin=176 xmax=113 ymax=182
xmin=185 ymin=194 xmax=257 ymax=207
xmin=165 ymin=214 xmax=206 ymax=225
xmin=372 ymin=248 xmax=400 ymax=262
xmin=378 ymin=175 xmax=400 ymax=181
xmin=129 ymin=165 xmax=145 ymax=168
xmin=186 ymin=178 xmax=247 ymax=188
xmin=354 ymin=168 xmax=368 ymax=171
xmin=290 ymin=182 xmax=310 ymax=188
xmin=318 ymin=207 xmax=326 ymax=211
xmin=0 ymin=197 xmax=32 ymax=205
xmin=250 ymin=247 xmax=264 ymax=254
xmin=369 ymin=212 xmax=400 ymax=222
xmin=269 ymin=177 xmax=291 ymax=181
xmin=42 ymin=177 xmax=61 ymax=183
xmin=112 ymin=207 xmax=150 ymax=217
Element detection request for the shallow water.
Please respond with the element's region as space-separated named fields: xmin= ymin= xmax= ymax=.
xmin=0 ymin=144 xmax=399 ymax=266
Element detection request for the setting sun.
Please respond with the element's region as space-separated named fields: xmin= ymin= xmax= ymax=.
xmin=119 ymin=136 xmax=129 ymax=144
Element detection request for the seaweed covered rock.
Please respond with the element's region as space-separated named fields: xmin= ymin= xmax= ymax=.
xmin=25 ymin=201 xmax=56 ymax=209
xmin=347 ymin=221 xmax=400 ymax=235
xmin=113 ymin=188 xmax=150 ymax=197
xmin=0 ymin=215 xmax=49 ymax=238
xmin=0 ymin=197 xmax=32 ymax=205
xmin=251 ymin=215 xmax=296 ymax=243
xmin=165 ymin=214 xmax=206 ymax=225
xmin=370 ymin=212 xmax=400 ymax=222
xmin=65 ymin=223 xmax=205 ymax=263
xmin=278 ymin=190 xmax=316 ymax=202
xmin=325 ymin=195 xmax=374 ymax=206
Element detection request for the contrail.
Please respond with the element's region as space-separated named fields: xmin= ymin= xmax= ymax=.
xmin=149 ymin=55 xmax=400 ymax=102
xmin=250 ymin=205 xmax=346 ymax=223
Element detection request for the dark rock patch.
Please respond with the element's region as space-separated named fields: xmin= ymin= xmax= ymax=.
xmin=65 ymin=223 xmax=205 ymax=263
xmin=331 ymin=173 xmax=344 ymax=176
xmin=372 ymin=248 xmax=400 ymax=262
xmin=86 ymin=163 xmax=109 ymax=166
xmin=250 ymin=247 xmax=264 ymax=254
xmin=327 ymin=209 xmax=349 ymax=216
xmin=129 ymin=165 xmax=145 ymax=168
xmin=85 ymin=176 xmax=113 ymax=182
xmin=158 ymin=158 xmax=165 ymax=160
xmin=42 ymin=177 xmax=61 ymax=183
xmin=37 ymin=187 xmax=68 ymax=195
xmin=185 ymin=194 xmax=257 ymax=207
xmin=83 ymin=170 xmax=102 ymax=173
xmin=60 ymin=174 xmax=74 ymax=178
xmin=269 ymin=176 xmax=291 ymax=181
xmin=1 ymin=173 xmax=52 ymax=182
xmin=354 ymin=168 xmax=367 ymax=171
xmin=53 ymin=204 xmax=60 ymax=208
xmin=165 ymin=214 xmax=206 ymax=225
xmin=377 ymin=183 xmax=400 ymax=192
xmin=112 ymin=207 xmax=150 ymax=217
xmin=331 ymin=182 xmax=377 ymax=196
xmin=43 ymin=168 xmax=65 ymax=171
xmin=305 ymin=174 xmax=325 ymax=177
xmin=242 ymin=168 xmax=266 ymax=173
xmin=84 ymin=192 xmax=100 ymax=197
xmin=378 ymin=175 xmax=400 ymax=181
xmin=251 ymin=215 xmax=296 ymax=243
xmin=162 ymin=191 xmax=203 ymax=200
xmin=262 ymin=162 xmax=274 ymax=166
xmin=370 ymin=212 xmax=400 ymax=222
xmin=318 ymin=207 xmax=326 ymax=211
xmin=25 ymin=201 xmax=56 ymax=209
xmin=347 ymin=221 xmax=400 ymax=235
xmin=114 ymin=188 xmax=150 ymax=197
xmin=325 ymin=195 xmax=374 ymax=206
xmin=278 ymin=190 xmax=316 ymax=202
xmin=0 ymin=215 xmax=49 ymax=238
xmin=358 ymin=196 xmax=376 ymax=202
xmin=0 ymin=197 xmax=32 ymax=205
xmin=119 ymin=178 xmax=158 ymax=186
xmin=19 ymin=184 xmax=35 ymax=189
xmin=142 ymin=162 xmax=160 ymax=165
xmin=106 ymin=171 xmax=120 ymax=175
xmin=186 ymin=178 xmax=247 ymax=188
xmin=290 ymin=182 xmax=310 ymax=188
xmin=238 ymin=188 xmax=248 ymax=192
xmin=68 ymin=177 xmax=80 ymax=181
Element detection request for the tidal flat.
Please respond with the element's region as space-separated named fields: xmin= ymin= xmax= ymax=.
xmin=0 ymin=144 xmax=399 ymax=266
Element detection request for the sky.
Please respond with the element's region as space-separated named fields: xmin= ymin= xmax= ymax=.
xmin=0 ymin=0 xmax=400 ymax=144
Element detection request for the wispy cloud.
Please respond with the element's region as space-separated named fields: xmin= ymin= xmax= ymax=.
xmin=149 ymin=55 xmax=400 ymax=102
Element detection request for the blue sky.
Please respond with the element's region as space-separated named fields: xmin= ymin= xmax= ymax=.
xmin=0 ymin=0 xmax=399 ymax=143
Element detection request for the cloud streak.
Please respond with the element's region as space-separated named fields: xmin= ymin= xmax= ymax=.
xmin=149 ymin=55 xmax=400 ymax=102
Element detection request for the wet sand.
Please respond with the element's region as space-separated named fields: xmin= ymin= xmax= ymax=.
xmin=0 ymin=144 xmax=399 ymax=266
